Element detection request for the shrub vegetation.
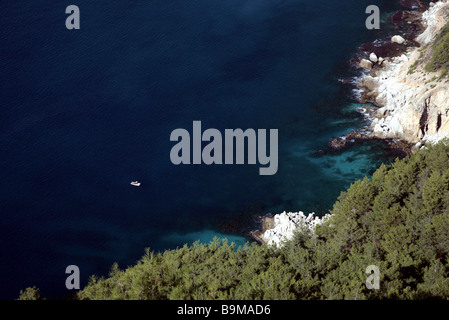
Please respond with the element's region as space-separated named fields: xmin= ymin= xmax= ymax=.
xmin=425 ymin=21 xmax=449 ymax=77
xmin=50 ymin=140 xmax=449 ymax=300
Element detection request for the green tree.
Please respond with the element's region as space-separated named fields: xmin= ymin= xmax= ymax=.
xmin=17 ymin=287 xmax=43 ymax=300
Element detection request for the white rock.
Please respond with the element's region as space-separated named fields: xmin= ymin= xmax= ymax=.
xmin=369 ymin=52 xmax=378 ymax=63
xmin=391 ymin=35 xmax=406 ymax=44
xmin=417 ymin=1 xmax=448 ymax=45
xmin=262 ymin=211 xmax=331 ymax=247
xmin=364 ymin=3 xmax=449 ymax=144
xmin=359 ymin=59 xmax=373 ymax=70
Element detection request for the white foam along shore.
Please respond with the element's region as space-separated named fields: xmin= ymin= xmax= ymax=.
xmin=358 ymin=1 xmax=449 ymax=146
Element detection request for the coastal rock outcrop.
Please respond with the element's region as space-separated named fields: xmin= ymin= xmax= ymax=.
xmin=391 ymin=35 xmax=406 ymax=44
xmin=259 ymin=211 xmax=330 ymax=247
xmin=359 ymin=59 xmax=373 ymax=70
xmin=358 ymin=1 xmax=449 ymax=145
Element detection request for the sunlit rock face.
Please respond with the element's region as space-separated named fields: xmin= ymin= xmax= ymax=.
xmin=262 ymin=211 xmax=330 ymax=247
xmin=357 ymin=1 xmax=449 ymax=145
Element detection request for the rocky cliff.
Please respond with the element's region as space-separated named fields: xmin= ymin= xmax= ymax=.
xmin=258 ymin=2 xmax=449 ymax=247
xmin=358 ymin=1 xmax=449 ymax=146
xmin=256 ymin=211 xmax=330 ymax=247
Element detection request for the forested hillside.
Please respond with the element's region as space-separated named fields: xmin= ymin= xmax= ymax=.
xmin=19 ymin=140 xmax=449 ymax=300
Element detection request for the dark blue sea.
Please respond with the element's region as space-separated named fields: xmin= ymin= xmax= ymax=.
xmin=1 ymin=0 xmax=405 ymax=299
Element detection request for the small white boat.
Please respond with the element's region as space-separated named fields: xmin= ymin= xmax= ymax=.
xmin=130 ymin=181 xmax=141 ymax=187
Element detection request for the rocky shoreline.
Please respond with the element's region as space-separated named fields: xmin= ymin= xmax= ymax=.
xmin=361 ymin=1 xmax=449 ymax=146
xmin=327 ymin=0 xmax=449 ymax=156
xmin=253 ymin=1 xmax=449 ymax=246
xmin=250 ymin=211 xmax=330 ymax=247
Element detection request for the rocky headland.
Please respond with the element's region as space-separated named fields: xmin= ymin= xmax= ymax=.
xmin=357 ymin=0 xmax=449 ymax=149
xmin=257 ymin=1 xmax=449 ymax=246
xmin=326 ymin=0 xmax=449 ymax=156
xmin=251 ymin=211 xmax=330 ymax=247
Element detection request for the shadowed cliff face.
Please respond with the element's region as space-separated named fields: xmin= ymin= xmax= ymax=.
xmin=358 ymin=1 xmax=449 ymax=145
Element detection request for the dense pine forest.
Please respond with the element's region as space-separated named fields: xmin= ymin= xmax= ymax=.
xmin=19 ymin=140 xmax=449 ymax=300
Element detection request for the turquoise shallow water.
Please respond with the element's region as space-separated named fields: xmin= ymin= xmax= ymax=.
xmin=0 ymin=0 xmax=407 ymax=298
